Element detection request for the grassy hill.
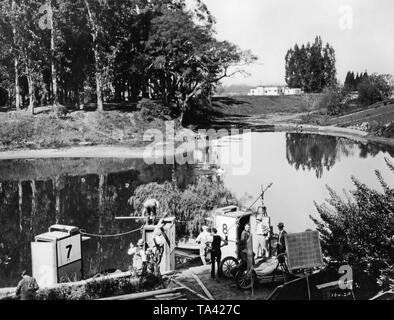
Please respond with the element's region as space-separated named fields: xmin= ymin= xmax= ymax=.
xmin=187 ymin=95 xmax=307 ymax=122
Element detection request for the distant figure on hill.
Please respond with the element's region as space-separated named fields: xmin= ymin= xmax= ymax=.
xmin=15 ymin=271 xmax=39 ymax=300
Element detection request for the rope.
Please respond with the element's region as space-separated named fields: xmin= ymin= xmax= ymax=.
xmin=248 ymin=194 xmax=262 ymax=210
xmin=81 ymin=226 xmax=143 ymax=238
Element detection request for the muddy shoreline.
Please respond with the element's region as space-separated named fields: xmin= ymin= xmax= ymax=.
xmin=0 ymin=124 xmax=392 ymax=160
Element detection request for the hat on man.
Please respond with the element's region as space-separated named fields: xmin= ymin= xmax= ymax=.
xmin=137 ymin=239 xmax=144 ymax=247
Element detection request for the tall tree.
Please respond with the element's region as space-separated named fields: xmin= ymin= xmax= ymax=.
xmin=47 ymin=0 xmax=58 ymax=105
xmin=11 ymin=0 xmax=21 ymax=110
xmin=285 ymin=36 xmax=336 ymax=93
xmin=83 ymin=0 xmax=104 ymax=112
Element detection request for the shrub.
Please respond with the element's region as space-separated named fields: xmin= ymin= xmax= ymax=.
xmin=311 ymin=159 xmax=394 ymax=294
xmin=53 ymin=105 xmax=69 ymax=118
xmin=137 ymin=99 xmax=172 ymax=121
xmin=320 ymin=86 xmax=346 ymax=115
xmin=35 ymin=276 xmax=143 ymax=300
xmin=357 ymin=74 xmax=394 ymax=106
xmin=129 ymin=178 xmax=239 ymax=237
xmin=300 ymin=94 xmax=322 ymax=115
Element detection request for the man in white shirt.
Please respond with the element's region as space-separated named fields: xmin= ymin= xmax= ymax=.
xmin=196 ymin=226 xmax=212 ymax=265
xmin=256 ymin=218 xmax=270 ymax=259
xmin=128 ymin=239 xmax=147 ymax=275
xmin=256 ymin=208 xmax=270 ymax=259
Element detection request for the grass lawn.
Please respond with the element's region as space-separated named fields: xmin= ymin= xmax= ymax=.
xmin=210 ymin=95 xmax=308 ymax=116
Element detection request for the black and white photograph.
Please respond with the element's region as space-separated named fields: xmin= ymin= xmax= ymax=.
xmin=0 ymin=0 xmax=393 ymax=308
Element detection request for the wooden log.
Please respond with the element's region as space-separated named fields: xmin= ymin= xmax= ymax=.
xmin=187 ymin=270 xmax=215 ymax=300
xmin=154 ymin=293 xmax=183 ymax=299
xmin=167 ymin=294 xmax=186 ymax=301
xmin=155 ymin=293 xmax=181 ymax=298
xmin=171 ymin=278 xmax=209 ymax=301
xmin=98 ymin=287 xmax=183 ymax=301
xmin=115 ymin=216 xmax=145 ymax=221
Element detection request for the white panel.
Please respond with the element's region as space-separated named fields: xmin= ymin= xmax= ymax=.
xmin=285 ymin=231 xmax=324 ymax=270
xmin=56 ymin=234 xmax=82 ymax=267
xmin=215 ymin=216 xmax=237 ymax=242
xmin=31 ymin=242 xmax=57 ymax=288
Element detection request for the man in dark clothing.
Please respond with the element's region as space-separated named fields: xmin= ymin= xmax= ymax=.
xmin=239 ymin=224 xmax=251 ymax=260
xmin=143 ymin=198 xmax=160 ymax=225
xmin=210 ymin=228 xmax=227 ymax=281
xmin=15 ymin=271 xmax=39 ymax=300
xmin=277 ymin=222 xmax=287 ymax=255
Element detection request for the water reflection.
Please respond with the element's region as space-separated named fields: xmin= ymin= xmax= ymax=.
xmin=1 ymin=133 xmax=394 ymax=288
xmin=0 ymin=158 xmax=194 ymax=287
xmin=286 ymin=133 xmax=394 ymax=178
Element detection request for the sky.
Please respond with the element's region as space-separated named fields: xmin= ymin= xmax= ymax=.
xmin=191 ymin=0 xmax=394 ymax=87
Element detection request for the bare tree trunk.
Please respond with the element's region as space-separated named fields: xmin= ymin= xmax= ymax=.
xmin=14 ymin=58 xmax=21 ymax=110
xmin=12 ymin=1 xmax=21 ymax=110
xmin=95 ymin=66 xmax=104 ymax=112
xmin=26 ymin=63 xmax=35 ymax=115
xmin=48 ymin=1 xmax=58 ymax=106
xmin=84 ymin=0 xmax=104 ymax=112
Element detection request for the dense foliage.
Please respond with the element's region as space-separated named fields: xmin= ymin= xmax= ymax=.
xmin=344 ymin=71 xmax=369 ymax=91
xmin=311 ymin=159 xmax=394 ymax=293
xmin=285 ymin=36 xmax=336 ymax=93
xmin=0 ymin=0 xmax=256 ymax=120
xmin=357 ymin=74 xmax=394 ymax=106
xmin=129 ymin=178 xmax=239 ymax=236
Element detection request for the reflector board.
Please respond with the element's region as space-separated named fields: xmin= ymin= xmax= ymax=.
xmin=285 ymin=231 xmax=323 ymax=270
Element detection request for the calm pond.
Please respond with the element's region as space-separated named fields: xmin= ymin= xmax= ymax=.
xmin=0 ymin=132 xmax=393 ymax=287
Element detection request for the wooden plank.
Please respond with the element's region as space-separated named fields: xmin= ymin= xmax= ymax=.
xmin=186 ymin=270 xmax=215 ymax=300
xmin=155 ymin=293 xmax=182 ymax=299
xmin=167 ymin=294 xmax=186 ymax=301
xmin=98 ymin=287 xmax=183 ymax=301
xmin=171 ymin=278 xmax=210 ymax=301
xmin=115 ymin=216 xmax=145 ymax=220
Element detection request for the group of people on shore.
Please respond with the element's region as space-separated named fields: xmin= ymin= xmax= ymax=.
xmin=196 ymin=226 xmax=228 ymax=281
xmin=196 ymin=219 xmax=288 ymax=281
xmin=127 ymin=198 xmax=166 ymax=276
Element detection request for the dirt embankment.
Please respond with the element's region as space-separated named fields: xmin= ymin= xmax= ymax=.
xmin=187 ymin=95 xmax=394 ymax=146
xmin=0 ymin=110 xmax=170 ymax=152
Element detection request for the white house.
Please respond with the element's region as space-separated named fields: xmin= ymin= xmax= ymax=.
xmin=248 ymin=85 xmax=303 ymax=96
xmin=283 ymin=87 xmax=303 ymax=95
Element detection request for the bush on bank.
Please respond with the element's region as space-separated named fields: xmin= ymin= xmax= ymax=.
xmin=33 ymin=273 xmax=160 ymax=300
xmin=312 ymin=159 xmax=394 ymax=295
xmin=129 ymin=178 xmax=239 ymax=237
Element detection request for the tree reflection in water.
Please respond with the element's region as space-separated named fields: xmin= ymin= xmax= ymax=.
xmin=0 ymin=158 xmax=194 ymax=288
xmin=285 ymin=133 xmax=394 ymax=179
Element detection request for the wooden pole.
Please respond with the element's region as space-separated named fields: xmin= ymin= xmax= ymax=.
xmin=98 ymin=287 xmax=182 ymax=301
xmin=187 ymin=270 xmax=214 ymax=300
xmin=171 ymin=278 xmax=210 ymax=300
xmin=305 ymin=270 xmax=311 ymax=301
xmin=115 ymin=216 xmax=145 ymax=221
